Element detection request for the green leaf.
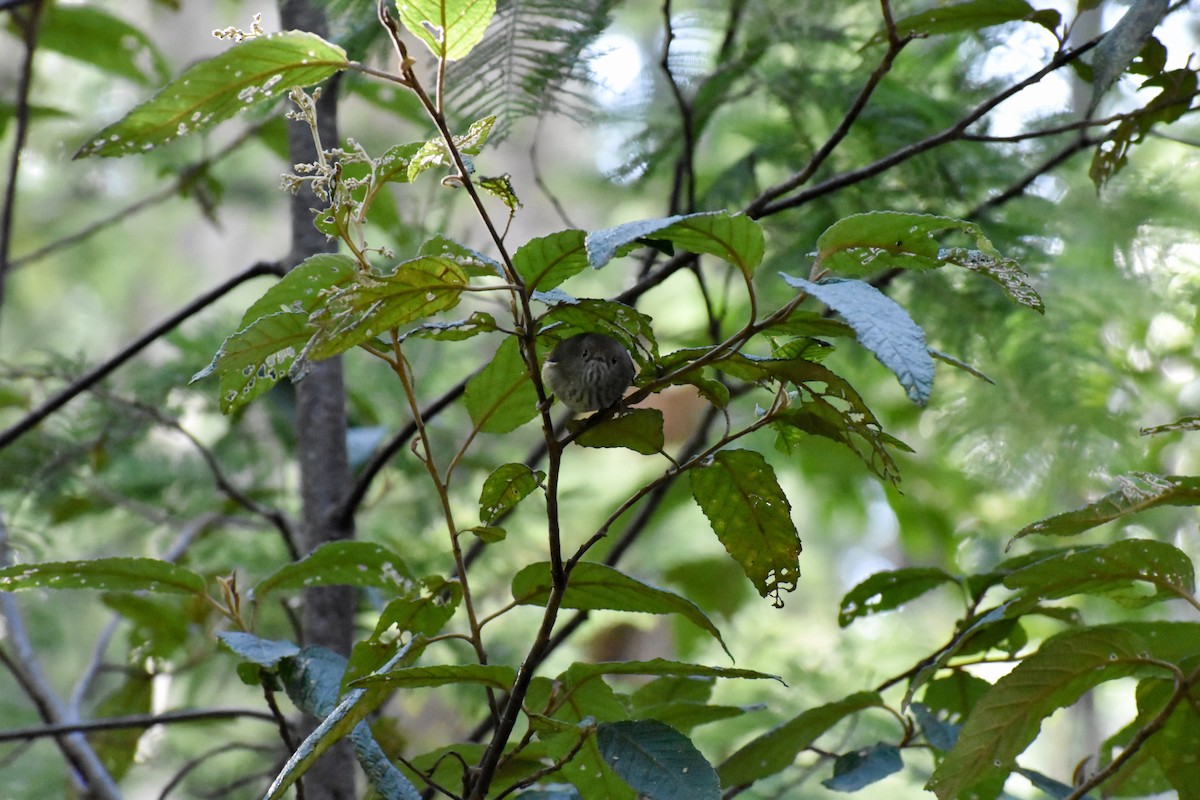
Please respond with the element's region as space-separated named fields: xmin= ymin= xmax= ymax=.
xmin=927 ymin=625 xmax=1167 ymax=799
xmin=573 ymin=408 xmax=665 ymax=455
xmin=406 ymin=115 xmax=497 ymax=181
xmin=869 ymin=0 xmax=1060 ymax=45
xmin=219 ymin=631 xmax=301 ymax=667
xmin=303 ymin=256 xmax=468 ymax=362
xmin=253 ymin=541 xmax=418 ymax=601
xmin=351 ymin=663 xmax=516 ymax=691
xmin=478 ymin=173 xmax=521 ymax=210
xmin=718 ymin=692 xmax=883 ymax=787
xmin=403 ymin=311 xmax=497 ymax=342
xmin=35 ymin=4 xmax=170 ymax=86
xmin=76 ymin=32 xmax=348 ymax=158
xmin=513 ymin=229 xmax=589 ymax=291
xmin=479 ymin=462 xmax=544 ymax=524
xmin=939 ymin=248 xmax=1044 ymax=313
xmin=585 ymin=212 xmax=764 ymax=276
xmin=463 ymin=336 xmax=539 ymax=433
xmin=839 ymin=567 xmax=959 ymax=627
xmin=1004 ymin=539 xmax=1195 ymax=608
xmin=92 ymin=672 xmax=152 ymax=780
xmin=513 ymin=562 xmax=731 ymax=658
xmin=561 ymin=660 xmax=781 ymax=690
xmin=398 ymin=0 xmax=497 ymax=62
xmin=418 ymin=235 xmax=504 ymax=278
xmin=597 ymin=720 xmax=720 ymax=800
xmin=0 ymin=557 xmax=206 ymax=595
xmin=375 ymin=141 xmax=424 ymax=186
xmin=1136 ymin=675 xmax=1200 ymax=793
xmin=689 ymin=450 xmax=801 ymax=607
xmin=821 ymin=743 xmax=903 ymax=792
xmin=373 ymin=578 xmax=461 ymax=639
xmin=1013 ymin=473 xmax=1200 ymax=541
xmin=203 ymin=311 xmax=310 ymax=414
xmin=238 ymin=254 xmax=359 ymax=329
xmin=783 ymin=275 xmax=933 ymax=405
xmin=1141 ymin=415 xmax=1200 ymax=436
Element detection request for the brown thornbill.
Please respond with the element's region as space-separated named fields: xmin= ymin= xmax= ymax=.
xmin=542 ymin=333 xmax=635 ymax=412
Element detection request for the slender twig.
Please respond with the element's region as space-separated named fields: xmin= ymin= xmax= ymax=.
xmin=0 ymin=260 xmax=283 ymax=452
xmin=0 ymin=0 xmax=44 ymax=327
xmin=157 ymin=742 xmax=280 ymax=800
xmin=1065 ymin=662 xmax=1200 ymax=800
xmin=661 ymin=0 xmax=697 ymax=214
xmin=0 ymin=707 xmax=279 ymax=743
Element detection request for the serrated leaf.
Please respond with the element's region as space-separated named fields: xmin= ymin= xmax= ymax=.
xmin=1003 ymin=539 xmax=1195 ymax=607
xmin=573 ymin=408 xmax=665 ymax=455
xmin=303 ymin=256 xmax=468 ymax=362
xmin=253 ymin=541 xmax=418 ymax=601
xmin=373 ymin=578 xmax=461 ymax=639
xmin=839 ymin=567 xmax=959 ymax=627
xmin=821 ymin=743 xmax=903 ymax=792
xmin=560 ymin=660 xmax=781 ymax=690
xmin=689 ymin=450 xmax=801 ymax=607
xmin=784 ymin=275 xmax=933 ymax=405
xmin=513 ymin=562 xmax=731 ymax=658
xmin=0 ymin=557 xmax=206 ymax=595
xmin=927 ymin=625 xmax=1174 ymax=799
xmin=1089 ymin=0 xmax=1170 ymax=114
xmin=1013 ymin=473 xmax=1200 ymax=541
xmin=238 ymin=253 xmax=359 ymax=329
xmin=218 ymin=631 xmax=301 ymax=667
xmin=398 ymin=0 xmax=497 ymax=62
xmin=203 ymin=311 xmax=308 ymax=414
xmin=480 ymin=462 xmax=544 ymax=524
xmin=868 ymin=0 xmax=1060 ymax=45
xmin=464 ymin=336 xmax=539 ymax=433
xmin=351 ymin=663 xmax=516 ymax=691
xmin=513 ymin=229 xmax=589 ymax=291
xmin=585 ymin=212 xmax=764 ymax=276
xmin=76 ymin=31 xmax=348 ymax=158
xmin=718 ymin=692 xmax=883 ymax=787
xmin=1141 ymin=415 xmax=1200 ymax=436
xmin=1136 ymin=676 xmax=1200 ymax=793
xmin=404 ymin=311 xmax=497 ymax=341
xmin=406 ymin=115 xmax=497 ymax=181
xmin=597 ymin=720 xmax=720 ymax=800
xmin=418 ymin=235 xmax=505 ymax=278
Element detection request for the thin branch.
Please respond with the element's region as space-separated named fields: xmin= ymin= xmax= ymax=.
xmin=0 ymin=707 xmax=279 ymax=743
xmin=157 ymin=742 xmax=280 ymax=800
xmin=0 ymin=0 xmax=44 ymax=327
xmin=661 ymin=0 xmax=697 ymax=214
xmin=0 ymin=259 xmax=283 ymax=452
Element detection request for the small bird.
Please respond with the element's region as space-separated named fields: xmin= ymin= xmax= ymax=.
xmin=542 ymin=332 xmax=635 ymax=412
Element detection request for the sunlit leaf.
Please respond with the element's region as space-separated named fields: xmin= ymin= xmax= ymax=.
xmin=76 ymin=32 xmax=348 ymax=158
xmin=585 ymin=211 xmax=764 ymax=276
xmin=480 ymin=462 xmax=544 ymax=524
xmin=398 ymin=0 xmax=497 ymax=62
xmin=514 ymin=229 xmax=589 ymax=291
xmin=253 ymin=541 xmax=418 ymax=601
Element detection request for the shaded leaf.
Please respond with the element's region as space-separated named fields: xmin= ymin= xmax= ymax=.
xmin=940 ymin=248 xmax=1043 ymax=313
xmin=36 ymin=4 xmax=170 ymax=86
xmin=821 ymin=743 xmax=903 ymax=792
xmin=1089 ymin=0 xmax=1170 ymax=114
xmin=783 ymin=276 xmax=933 ymax=405
xmin=718 ymin=692 xmax=883 ymax=787
xmin=0 ymin=557 xmax=206 ymax=595
xmin=839 ymin=567 xmax=959 ymax=627
xmin=573 ymin=408 xmax=665 ymax=455
xmin=219 ymin=632 xmax=301 ymax=667
xmin=480 ymin=462 xmax=544 ymax=524
xmin=1141 ymin=415 xmax=1200 ymax=436
xmin=513 ymin=562 xmax=731 ymax=658
xmin=689 ymin=450 xmax=801 ymax=607
xmin=597 ymin=720 xmax=719 ymax=800
xmin=76 ymin=32 xmax=348 ymax=158
xmin=1003 ymin=539 xmax=1195 ymax=607
xmin=514 ymin=229 xmax=589 ymax=291
xmin=1013 ymin=473 xmax=1200 ymax=541
xmin=464 ymin=336 xmax=539 ymax=433
xmin=352 ymin=663 xmax=516 ymax=691
xmin=1136 ymin=675 xmax=1200 ymax=794
xmin=418 ymin=235 xmax=505 ymax=278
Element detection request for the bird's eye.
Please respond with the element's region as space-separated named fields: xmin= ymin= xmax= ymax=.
xmin=580 ymin=349 xmax=590 ymax=358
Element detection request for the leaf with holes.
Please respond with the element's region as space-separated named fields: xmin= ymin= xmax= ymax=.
xmin=76 ymin=32 xmax=348 ymax=158
xmin=689 ymin=450 xmax=801 ymax=607
xmin=1003 ymin=539 xmax=1195 ymax=608
xmin=479 ymin=463 xmax=544 ymax=524
xmin=1013 ymin=473 xmax=1200 ymax=541
xmin=839 ymin=567 xmax=959 ymax=627
xmin=398 ymin=0 xmax=496 ymax=62
xmin=0 ymin=558 xmax=206 ymax=596
xmin=585 ymin=211 xmax=764 ymax=276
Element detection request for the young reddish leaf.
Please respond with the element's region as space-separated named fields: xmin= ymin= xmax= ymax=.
xmin=690 ymin=450 xmax=801 ymax=607
xmin=76 ymin=31 xmax=348 ymax=158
